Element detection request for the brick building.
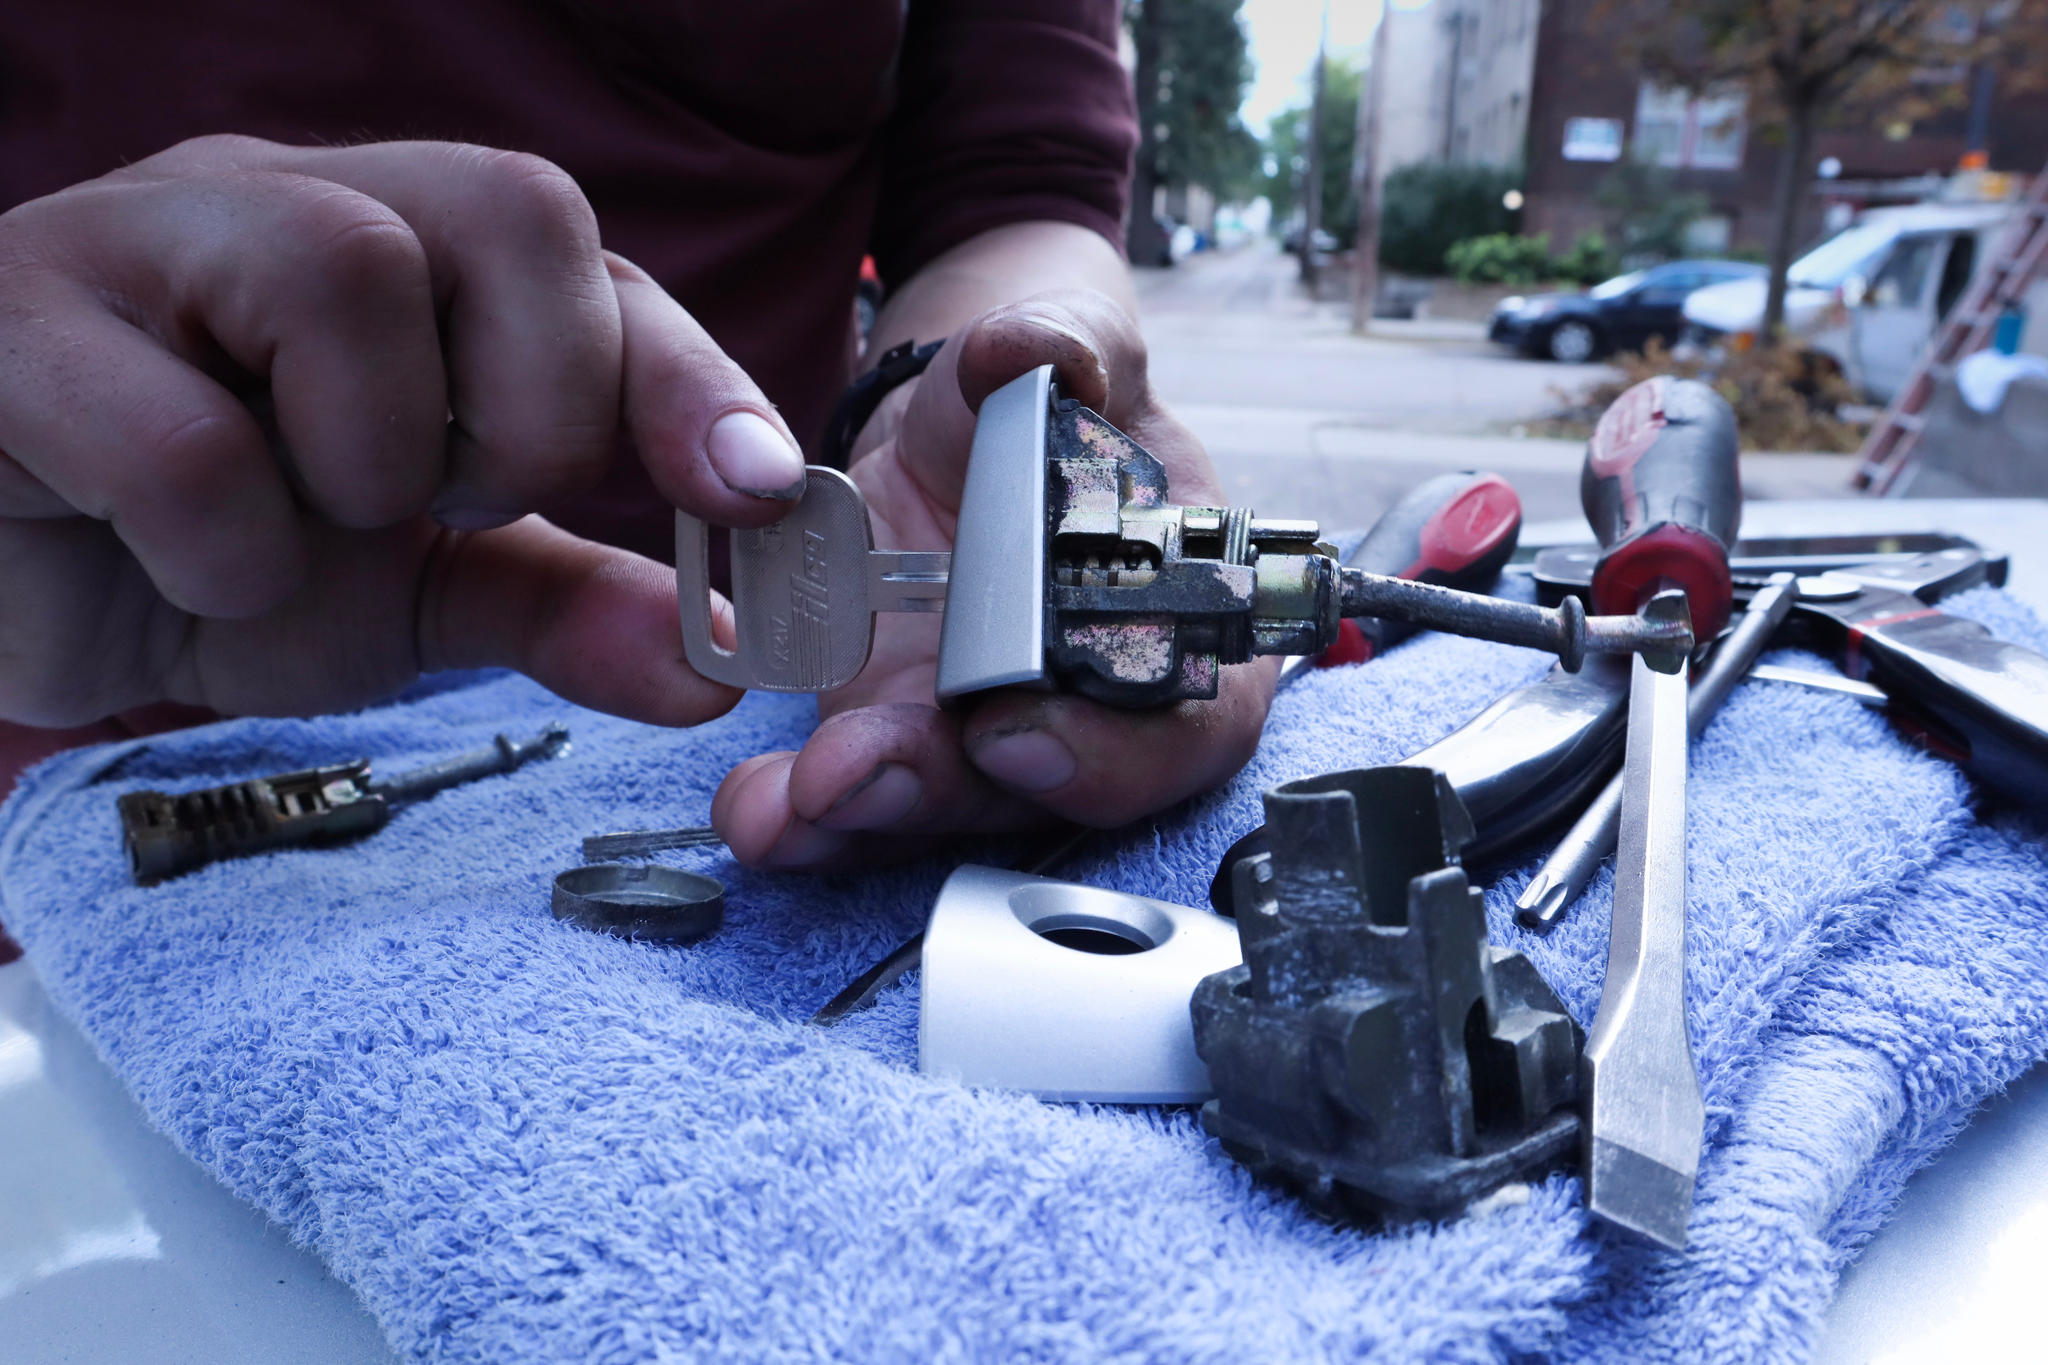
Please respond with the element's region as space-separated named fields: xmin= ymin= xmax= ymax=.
xmin=1519 ymin=0 xmax=2048 ymax=256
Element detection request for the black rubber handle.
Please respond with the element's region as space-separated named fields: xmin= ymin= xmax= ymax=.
xmin=1580 ymin=377 xmax=1743 ymax=636
xmin=1319 ymin=471 xmax=1522 ymax=667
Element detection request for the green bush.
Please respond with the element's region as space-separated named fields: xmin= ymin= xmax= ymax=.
xmin=1445 ymin=232 xmax=1553 ymax=285
xmin=1553 ymin=231 xmax=1618 ymax=286
xmin=1378 ymin=163 xmax=1520 ymax=276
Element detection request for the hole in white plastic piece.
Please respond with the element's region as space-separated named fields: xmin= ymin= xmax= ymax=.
xmin=1008 ymin=885 xmax=1174 ymax=955
xmin=1038 ymin=925 xmax=1150 ymax=955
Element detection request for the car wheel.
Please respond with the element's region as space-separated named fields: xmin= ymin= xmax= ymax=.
xmin=1547 ymin=320 xmax=1598 ymax=364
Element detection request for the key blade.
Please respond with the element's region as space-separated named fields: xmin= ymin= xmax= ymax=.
xmin=870 ymin=550 xmax=951 ymax=614
xmin=675 ymin=467 xmax=880 ymax=692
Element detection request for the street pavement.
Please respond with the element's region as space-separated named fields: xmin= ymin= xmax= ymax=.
xmin=1134 ymin=244 xmax=1859 ymax=533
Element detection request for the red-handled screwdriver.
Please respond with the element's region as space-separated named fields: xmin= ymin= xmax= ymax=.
xmin=1574 ymin=375 xmax=1742 ymax=1252
xmin=1581 ymin=377 xmax=1743 ymax=636
xmin=1280 ymin=471 xmax=1522 ymax=686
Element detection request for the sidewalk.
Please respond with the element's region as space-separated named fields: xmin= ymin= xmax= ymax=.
xmin=1182 ymin=403 xmax=1858 ymax=531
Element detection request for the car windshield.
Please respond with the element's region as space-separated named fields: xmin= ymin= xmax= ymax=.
xmin=1788 ymin=223 xmax=1897 ymax=288
xmin=1589 ymin=270 xmax=1645 ymax=299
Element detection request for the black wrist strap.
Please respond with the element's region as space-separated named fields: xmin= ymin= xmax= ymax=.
xmin=819 ymin=338 xmax=943 ymax=469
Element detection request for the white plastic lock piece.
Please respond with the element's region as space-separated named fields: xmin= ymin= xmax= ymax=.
xmin=918 ymin=864 xmax=1244 ymax=1104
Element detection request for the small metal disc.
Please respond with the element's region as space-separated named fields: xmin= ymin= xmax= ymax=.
xmin=551 ymin=863 xmax=724 ymax=944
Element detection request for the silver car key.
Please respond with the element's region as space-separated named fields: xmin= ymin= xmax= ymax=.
xmin=675 ymin=467 xmax=949 ymax=692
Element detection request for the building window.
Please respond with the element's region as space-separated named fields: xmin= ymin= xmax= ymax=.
xmin=1634 ymin=84 xmax=1747 ymax=170
xmin=1562 ymin=117 xmax=1624 ymax=162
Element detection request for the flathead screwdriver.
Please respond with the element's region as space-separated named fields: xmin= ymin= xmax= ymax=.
xmin=1576 ymin=375 xmax=1743 ymax=1252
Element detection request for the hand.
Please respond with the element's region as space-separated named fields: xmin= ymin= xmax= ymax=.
xmin=0 ymin=136 xmax=807 ymax=729
xmin=712 ymin=292 xmax=1276 ymax=866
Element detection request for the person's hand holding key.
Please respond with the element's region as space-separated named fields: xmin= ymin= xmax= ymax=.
xmin=0 ymin=135 xmax=802 ymax=733
xmin=711 ymin=292 xmax=1278 ymax=867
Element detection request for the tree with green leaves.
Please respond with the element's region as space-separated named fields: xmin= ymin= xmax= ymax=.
xmin=1262 ymin=57 xmax=1361 ymax=247
xmin=1598 ymin=0 xmax=2047 ymax=340
xmin=1126 ymin=0 xmax=1260 ymax=265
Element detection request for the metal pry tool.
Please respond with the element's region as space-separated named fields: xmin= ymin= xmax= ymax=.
xmin=1536 ymin=542 xmax=2048 ymax=807
xmin=675 ymin=366 xmax=1691 ymax=709
xmin=1573 ymin=374 xmax=1744 ymax=1250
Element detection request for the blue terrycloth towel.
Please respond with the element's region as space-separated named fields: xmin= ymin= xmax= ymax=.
xmin=4 ymin=587 xmax=2048 ymax=1363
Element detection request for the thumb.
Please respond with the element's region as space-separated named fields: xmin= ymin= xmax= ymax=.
xmin=894 ymin=289 xmax=1155 ymax=508
xmin=416 ymin=515 xmax=743 ymax=727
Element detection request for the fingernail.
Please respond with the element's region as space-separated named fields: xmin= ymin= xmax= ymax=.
xmin=970 ymin=728 xmax=1076 ymax=793
xmin=707 ymin=411 xmax=806 ymax=499
xmin=820 ymin=763 xmax=922 ymax=831
xmin=764 ymin=819 xmax=850 ymax=869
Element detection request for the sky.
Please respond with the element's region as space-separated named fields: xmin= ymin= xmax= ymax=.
xmin=1238 ymin=0 xmax=1381 ymax=135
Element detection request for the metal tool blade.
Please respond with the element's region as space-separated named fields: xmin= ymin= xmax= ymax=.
xmin=1581 ymin=590 xmax=1704 ymax=1251
xmin=1747 ymin=664 xmax=1888 ymax=707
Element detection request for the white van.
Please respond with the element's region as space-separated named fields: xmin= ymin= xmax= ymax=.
xmin=1680 ymin=201 xmax=2048 ymax=403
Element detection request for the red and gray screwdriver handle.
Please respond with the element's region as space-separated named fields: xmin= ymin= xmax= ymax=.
xmin=1301 ymin=470 xmax=1523 ymax=675
xmin=1582 ymin=377 xmax=1742 ymax=632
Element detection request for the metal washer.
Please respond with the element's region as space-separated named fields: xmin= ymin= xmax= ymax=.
xmin=551 ymin=863 xmax=724 ymax=944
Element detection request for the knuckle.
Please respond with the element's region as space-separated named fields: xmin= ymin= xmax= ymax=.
xmin=461 ymin=149 xmax=600 ymax=256
xmin=279 ymin=185 xmax=427 ymax=298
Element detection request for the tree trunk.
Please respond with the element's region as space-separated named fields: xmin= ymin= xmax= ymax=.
xmin=1351 ymin=12 xmax=1390 ymax=333
xmin=1126 ymin=0 xmax=1169 ymax=268
xmin=1761 ymin=95 xmax=1817 ymax=344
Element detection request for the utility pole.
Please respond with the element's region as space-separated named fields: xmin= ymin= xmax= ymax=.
xmin=1351 ymin=5 xmax=1391 ymax=334
xmin=1299 ymin=2 xmax=1329 ymax=288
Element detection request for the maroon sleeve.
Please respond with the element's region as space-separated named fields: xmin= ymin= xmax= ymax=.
xmin=870 ymin=0 xmax=1137 ymax=287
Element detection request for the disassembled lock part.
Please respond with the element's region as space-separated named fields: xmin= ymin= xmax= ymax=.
xmin=118 ymin=724 xmax=569 ymax=885
xmin=1191 ymin=765 xmax=1582 ymax=1224
xmin=918 ymin=864 xmax=1242 ymax=1103
xmin=582 ymin=825 xmax=725 ymax=861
